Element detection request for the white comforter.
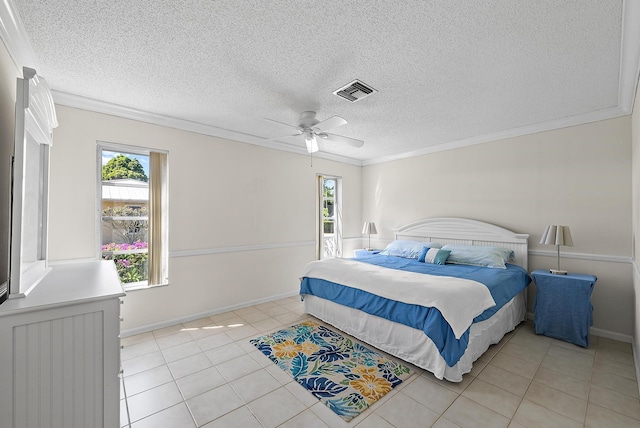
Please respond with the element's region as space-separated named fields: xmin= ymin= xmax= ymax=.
xmin=300 ymin=258 xmax=496 ymax=338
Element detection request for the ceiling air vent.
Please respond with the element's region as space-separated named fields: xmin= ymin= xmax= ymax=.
xmin=333 ymin=79 xmax=377 ymax=103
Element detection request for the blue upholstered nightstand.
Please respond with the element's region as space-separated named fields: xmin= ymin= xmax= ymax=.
xmin=354 ymin=249 xmax=380 ymax=258
xmin=532 ymin=269 xmax=597 ymax=347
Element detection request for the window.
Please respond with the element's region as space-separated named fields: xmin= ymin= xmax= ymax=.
xmin=98 ymin=143 xmax=168 ymax=289
xmin=317 ymin=175 xmax=342 ymax=259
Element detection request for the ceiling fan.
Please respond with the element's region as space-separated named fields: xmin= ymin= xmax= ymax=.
xmin=265 ymin=111 xmax=364 ymax=153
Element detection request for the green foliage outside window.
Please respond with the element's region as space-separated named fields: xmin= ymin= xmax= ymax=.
xmin=101 ymin=152 xmax=151 ymax=284
xmin=101 ymin=242 xmax=148 ymax=283
xmin=323 ymin=181 xmax=334 ymax=198
xmin=102 ymin=154 xmax=148 ymax=182
xmin=323 ymin=179 xmax=336 ymax=234
xmin=101 ymin=206 xmax=149 ymax=284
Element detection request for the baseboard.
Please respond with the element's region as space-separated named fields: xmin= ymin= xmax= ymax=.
xmin=589 ymin=327 xmax=633 ymax=343
xmin=120 ymin=290 xmax=299 ymax=337
xmin=633 ymin=337 xmax=640 ymax=397
xmin=526 ymin=310 xmax=632 ymax=343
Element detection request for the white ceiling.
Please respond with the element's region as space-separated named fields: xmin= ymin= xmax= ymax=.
xmin=9 ymin=0 xmax=640 ymax=165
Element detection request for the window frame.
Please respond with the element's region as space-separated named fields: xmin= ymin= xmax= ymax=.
xmin=323 ymin=178 xmax=336 ymax=235
xmin=96 ymin=141 xmax=169 ymax=291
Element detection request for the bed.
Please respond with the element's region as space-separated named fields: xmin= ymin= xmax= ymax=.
xmin=299 ymin=217 xmax=530 ymax=382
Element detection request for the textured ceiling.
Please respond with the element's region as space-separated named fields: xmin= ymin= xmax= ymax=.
xmin=11 ymin=0 xmax=632 ymax=163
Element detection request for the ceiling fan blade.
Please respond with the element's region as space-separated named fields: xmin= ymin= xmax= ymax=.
xmin=263 ymin=132 xmax=302 ymax=142
xmin=320 ymin=132 xmax=364 ymax=148
xmin=313 ymin=115 xmax=347 ymax=132
xmin=262 ymin=117 xmax=302 ymax=132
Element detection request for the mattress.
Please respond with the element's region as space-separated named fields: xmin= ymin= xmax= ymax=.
xmin=303 ymin=289 xmax=526 ymax=382
xmin=300 ymin=255 xmax=530 ymax=366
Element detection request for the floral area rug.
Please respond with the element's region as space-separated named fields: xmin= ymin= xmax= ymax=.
xmin=249 ymin=320 xmax=411 ymax=422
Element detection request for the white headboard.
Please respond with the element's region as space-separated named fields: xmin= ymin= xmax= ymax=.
xmin=394 ymin=218 xmax=529 ymax=270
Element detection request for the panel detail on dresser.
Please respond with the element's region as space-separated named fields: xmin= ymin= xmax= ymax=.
xmin=0 ymin=260 xmax=124 ymax=428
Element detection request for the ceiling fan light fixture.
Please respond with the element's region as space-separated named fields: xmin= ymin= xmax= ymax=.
xmin=265 ymin=111 xmax=363 ymax=155
xmin=305 ymin=135 xmax=319 ymax=153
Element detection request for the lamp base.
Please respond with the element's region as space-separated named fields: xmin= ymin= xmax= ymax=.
xmin=549 ymin=269 xmax=568 ymax=275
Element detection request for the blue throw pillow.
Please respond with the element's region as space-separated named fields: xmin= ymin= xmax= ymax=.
xmin=418 ymin=247 xmax=451 ymax=265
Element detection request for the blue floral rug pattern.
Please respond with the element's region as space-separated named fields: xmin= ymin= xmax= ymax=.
xmin=249 ymin=320 xmax=411 ymax=421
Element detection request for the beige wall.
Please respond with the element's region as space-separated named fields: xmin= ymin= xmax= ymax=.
xmin=363 ymin=117 xmax=633 ymax=336
xmin=0 ymin=42 xmax=18 ymax=288
xmin=49 ymin=106 xmax=362 ymax=330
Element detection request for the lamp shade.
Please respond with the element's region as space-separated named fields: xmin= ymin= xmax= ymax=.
xmin=539 ymin=225 xmax=573 ymax=247
xmin=362 ymin=222 xmax=377 ymax=235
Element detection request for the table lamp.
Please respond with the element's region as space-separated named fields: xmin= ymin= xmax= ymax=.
xmin=362 ymin=222 xmax=377 ymax=251
xmin=539 ymin=225 xmax=573 ymax=274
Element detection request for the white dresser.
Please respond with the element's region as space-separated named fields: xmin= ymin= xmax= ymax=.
xmin=0 ymin=260 xmax=124 ymax=428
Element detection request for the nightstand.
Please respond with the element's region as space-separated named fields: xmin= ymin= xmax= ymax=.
xmin=354 ymin=249 xmax=380 ymax=258
xmin=532 ymin=269 xmax=597 ymax=347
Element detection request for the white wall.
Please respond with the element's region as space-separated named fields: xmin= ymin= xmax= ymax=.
xmin=363 ymin=117 xmax=633 ymax=337
xmin=48 ymin=105 xmax=362 ymax=331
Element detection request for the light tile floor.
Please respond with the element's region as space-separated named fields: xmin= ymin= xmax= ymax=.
xmin=119 ymin=296 xmax=640 ymax=427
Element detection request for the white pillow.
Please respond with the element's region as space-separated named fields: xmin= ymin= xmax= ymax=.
xmin=379 ymin=240 xmax=442 ymax=259
xmin=441 ymin=245 xmax=514 ymax=269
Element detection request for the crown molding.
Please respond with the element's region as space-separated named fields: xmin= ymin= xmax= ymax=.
xmin=362 ymin=106 xmax=628 ymax=166
xmin=619 ymin=0 xmax=640 ymax=114
xmin=0 ymin=0 xmax=38 ymax=73
xmin=363 ymin=1 xmax=640 ymax=166
xmin=3 ymin=0 xmax=638 ymax=168
xmin=52 ymin=90 xmax=363 ymax=167
xmin=51 ymin=87 xmax=632 ymax=169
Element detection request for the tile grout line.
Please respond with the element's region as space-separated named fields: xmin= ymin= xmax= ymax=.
xmin=166 ymin=336 xmax=202 ymax=428
xmin=121 ymin=370 xmax=132 ymax=428
xmin=583 ymin=344 xmax=597 ymax=427
xmin=473 ymin=323 xmax=526 ymax=425
xmin=505 ymin=325 xmax=544 ymax=426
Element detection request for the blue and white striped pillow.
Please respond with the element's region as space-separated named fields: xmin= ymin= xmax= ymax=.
xmin=418 ymin=247 xmax=451 ymax=265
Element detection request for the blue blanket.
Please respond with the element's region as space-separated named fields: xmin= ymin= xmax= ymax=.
xmin=300 ymin=255 xmax=530 ymax=366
